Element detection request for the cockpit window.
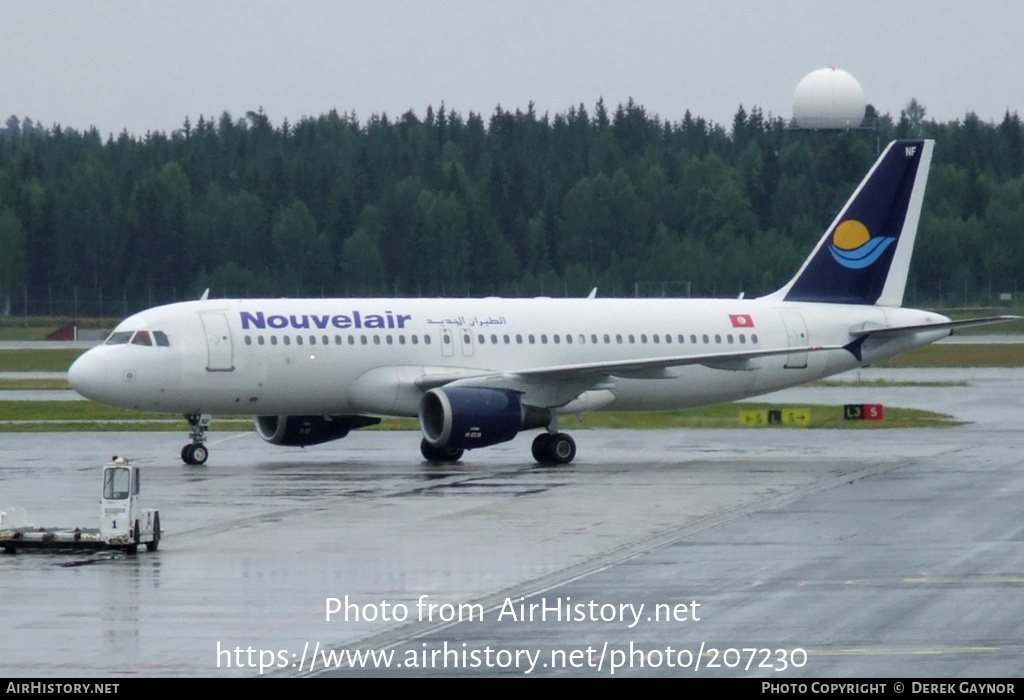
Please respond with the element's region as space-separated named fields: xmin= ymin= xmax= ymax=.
xmin=105 ymin=329 xmax=170 ymax=347
xmin=105 ymin=331 xmax=133 ymax=345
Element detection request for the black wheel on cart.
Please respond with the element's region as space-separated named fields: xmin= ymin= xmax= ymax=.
xmin=146 ymin=513 xmax=161 ymax=552
xmin=126 ymin=520 xmax=140 ymax=555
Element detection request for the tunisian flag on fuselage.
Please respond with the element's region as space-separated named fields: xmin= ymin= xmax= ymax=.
xmin=729 ymin=314 xmax=754 ymax=328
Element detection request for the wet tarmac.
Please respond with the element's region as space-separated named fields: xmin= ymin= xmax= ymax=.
xmin=0 ymin=368 xmax=1022 ymax=677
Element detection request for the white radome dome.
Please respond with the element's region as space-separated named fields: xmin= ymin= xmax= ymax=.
xmin=793 ymin=67 xmax=866 ymax=130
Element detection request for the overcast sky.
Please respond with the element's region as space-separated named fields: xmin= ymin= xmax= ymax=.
xmin=1 ymin=1 xmax=1021 ymax=137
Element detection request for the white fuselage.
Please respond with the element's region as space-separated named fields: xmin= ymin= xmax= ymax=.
xmin=68 ymin=297 xmax=951 ymax=417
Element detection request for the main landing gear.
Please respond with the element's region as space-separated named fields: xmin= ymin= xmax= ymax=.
xmin=530 ymin=414 xmax=576 ymax=465
xmin=531 ymin=432 xmax=576 ymax=465
xmin=182 ymin=413 xmax=212 ymax=465
xmin=419 ymin=433 xmax=576 ymax=465
xmin=420 ymin=438 xmax=465 ymax=463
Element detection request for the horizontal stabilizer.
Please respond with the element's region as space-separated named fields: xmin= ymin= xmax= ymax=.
xmin=850 ymin=315 xmax=1021 ymax=340
xmin=843 ymin=315 xmax=1021 ymax=361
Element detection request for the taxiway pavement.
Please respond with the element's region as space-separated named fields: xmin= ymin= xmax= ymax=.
xmin=0 ymin=368 xmax=1021 ymax=677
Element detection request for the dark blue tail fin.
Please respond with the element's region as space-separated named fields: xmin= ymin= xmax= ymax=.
xmin=765 ymin=140 xmax=933 ymax=307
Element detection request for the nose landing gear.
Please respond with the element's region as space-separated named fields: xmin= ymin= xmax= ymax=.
xmin=182 ymin=413 xmax=212 ymax=465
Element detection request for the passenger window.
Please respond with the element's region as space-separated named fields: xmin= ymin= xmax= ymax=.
xmin=751 ymin=334 xmax=758 ymax=344
xmin=386 ymin=336 xmax=393 ymax=345
xmin=424 ymin=335 xmax=431 ymax=345
xmin=271 ymin=336 xmax=278 ymax=345
xmin=411 ymin=335 xmax=419 ymax=345
xmin=296 ymin=336 xmax=303 ymax=345
xmin=244 ymin=336 xmax=252 ymax=346
xmin=491 ymin=334 xmax=498 ymax=344
xmin=399 ymin=335 xmax=406 ymax=345
xmin=640 ymin=334 xmax=647 ymax=344
xmin=283 ymin=336 xmax=291 ymax=345
xmin=553 ymin=335 xmax=560 ymax=344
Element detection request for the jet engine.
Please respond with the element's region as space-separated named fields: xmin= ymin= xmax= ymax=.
xmin=418 ymin=387 xmax=551 ymax=450
xmin=255 ymin=415 xmax=381 ymax=447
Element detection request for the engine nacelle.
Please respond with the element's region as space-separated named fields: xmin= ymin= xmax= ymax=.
xmin=419 ymin=387 xmax=551 ymax=450
xmin=255 ymin=415 xmax=381 ymax=447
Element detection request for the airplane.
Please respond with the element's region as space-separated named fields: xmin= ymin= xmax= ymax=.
xmin=67 ymin=139 xmax=1015 ymax=466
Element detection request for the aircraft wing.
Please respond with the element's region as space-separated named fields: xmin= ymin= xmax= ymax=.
xmin=499 ymin=343 xmax=843 ymax=379
xmin=416 ymin=343 xmax=842 ymax=386
xmin=416 ymin=343 xmax=843 ymax=409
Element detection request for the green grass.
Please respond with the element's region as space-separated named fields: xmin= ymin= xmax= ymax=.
xmin=564 ymin=404 xmax=956 ymax=429
xmin=0 ymin=317 xmax=1009 ymax=430
xmin=0 ymin=401 xmax=177 ymax=423
xmin=0 ymin=400 xmax=252 ymax=432
xmin=0 ymin=342 xmax=1018 ymax=377
xmin=877 ymin=344 xmax=1024 ymax=368
xmin=1 ymin=339 xmax=1022 ymax=376
xmin=0 ymin=400 xmax=957 ymax=432
xmin=0 ymin=317 xmax=116 ymax=341
xmin=810 ymin=379 xmax=967 ymax=387
xmin=0 ymin=349 xmax=85 ymax=372
xmin=0 ymin=378 xmax=72 ymax=390
xmin=942 ymin=309 xmax=1024 ymax=335
xmin=368 ymin=405 xmax=958 ymax=430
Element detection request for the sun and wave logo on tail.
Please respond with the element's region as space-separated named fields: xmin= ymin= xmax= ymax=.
xmin=828 ymin=220 xmax=895 ymax=269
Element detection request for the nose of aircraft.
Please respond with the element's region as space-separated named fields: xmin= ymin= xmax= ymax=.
xmin=67 ymin=349 xmax=108 ymax=402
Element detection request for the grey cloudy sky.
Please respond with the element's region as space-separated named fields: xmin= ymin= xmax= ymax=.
xmin=1 ymin=0 xmax=1021 ymax=136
